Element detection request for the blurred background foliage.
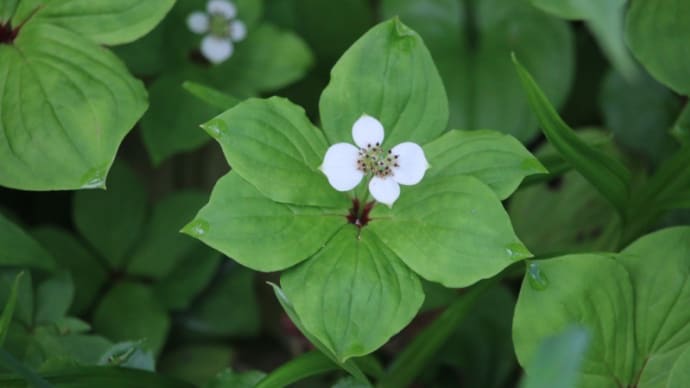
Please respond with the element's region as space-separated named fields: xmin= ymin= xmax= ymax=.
xmin=1 ymin=0 xmax=688 ymax=386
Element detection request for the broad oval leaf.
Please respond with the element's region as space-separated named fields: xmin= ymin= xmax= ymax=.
xmin=382 ymin=0 xmax=573 ymax=142
xmin=72 ymin=162 xmax=147 ymax=269
xmin=202 ymin=97 xmax=348 ymax=208
xmin=530 ymin=0 xmax=635 ymax=80
xmin=0 ymin=213 xmax=55 ymax=271
xmin=281 ymin=227 xmax=424 ymax=362
xmin=141 ymin=69 xmax=223 ymax=165
xmin=423 ymin=129 xmax=546 ymax=200
xmin=513 ymin=56 xmax=631 ymax=216
xmin=369 ymin=175 xmax=531 ymax=288
xmin=34 ymin=0 xmax=175 ymax=45
xmin=32 ymin=226 xmax=108 ymax=315
xmin=184 ymin=173 xmax=347 ymax=272
xmin=127 ymin=191 xmax=210 ymax=279
xmin=319 ymin=18 xmax=448 ymax=147
xmin=0 ymin=20 xmax=147 ymax=190
xmin=626 ymin=0 xmax=690 ymax=95
xmin=520 ymin=326 xmax=590 ymax=388
xmin=513 ymin=255 xmax=636 ymax=387
xmin=514 ymin=227 xmax=690 ymax=387
xmin=599 ymin=70 xmax=681 ymax=165
xmin=92 ymin=282 xmax=170 ymax=355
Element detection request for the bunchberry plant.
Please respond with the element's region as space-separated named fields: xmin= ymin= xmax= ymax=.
xmin=187 ymin=0 xmax=247 ymax=64
xmin=184 ymin=18 xmax=544 ymax=364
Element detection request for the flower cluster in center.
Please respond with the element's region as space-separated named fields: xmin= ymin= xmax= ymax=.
xmin=356 ymin=143 xmax=399 ymax=178
xmin=321 ymin=114 xmax=429 ymax=207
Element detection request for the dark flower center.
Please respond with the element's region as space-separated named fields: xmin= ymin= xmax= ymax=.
xmin=347 ymin=198 xmax=374 ymax=228
xmin=0 ymin=23 xmax=18 ymax=45
xmin=356 ymin=142 xmax=399 ymax=178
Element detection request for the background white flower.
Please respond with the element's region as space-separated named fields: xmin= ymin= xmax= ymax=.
xmin=187 ymin=0 xmax=248 ymax=64
xmin=321 ymin=115 xmax=429 ymax=206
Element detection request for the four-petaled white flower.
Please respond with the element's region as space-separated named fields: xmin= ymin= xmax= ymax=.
xmin=187 ymin=0 xmax=247 ymax=64
xmin=321 ymin=115 xmax=429 ymax=206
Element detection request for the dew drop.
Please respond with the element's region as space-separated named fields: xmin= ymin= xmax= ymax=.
xmin=527 ymin=262 xmax=549 ymax=291
xmin=186 ymin=219 xmax=210 ymax=236
xmin=80 ymin=167 xmax=107 ymax=189
xmin=202 ymin=119 xmax=228 ymax=139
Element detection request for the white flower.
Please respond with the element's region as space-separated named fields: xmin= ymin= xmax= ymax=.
xmin=320 ymin=115 xmax=429 ymax=206
xmin=187 ymin=0 xmax=247 ymax=64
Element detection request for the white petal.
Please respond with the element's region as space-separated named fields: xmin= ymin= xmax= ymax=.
xmin=229 ymin=20 xmax=247 ymax=41
xmin=187 ymin=12 xmax=210 ymax=34
xmin=321 ymin=143 xmax=364 ymax=191
xmin=207 ymin=0 xmax=237 ymax=18
xmin=391 ymin=142 xmax=429 ymax=185
xmin=369 ymin=177 xmax=400 ymax=206
xmin=352 ymin=115 xmax=384 ymax=149
xmin=201 ymin=35 xmax=234 ymax=64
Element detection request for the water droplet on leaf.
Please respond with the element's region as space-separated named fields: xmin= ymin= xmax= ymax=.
xmin=527 ymin=262 xmax=549 ymax=291
xmin=186 ymin=219 xmax=209 ymax=236
xmin=80 ymin=167 xmax=107 ymax=189
xmin=202 ymin=119 xmax=227 ymax=139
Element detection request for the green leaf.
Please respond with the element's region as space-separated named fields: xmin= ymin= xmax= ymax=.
xmin=73 ymin=163 xmax=147 ymax=269
xmin=670 ymin=103 xmax=690 ymax=145
xmin=530 ymin=0 xmax=635 ymax=81
xmin=31 ymin=227 xmax=108 ymax=315
xmin=513 ymin=55 xmax=631 ymax=215
xmin=255 ymin=351 xmax=337 ymax=388
xmin=513 ymin=255 xmax=635 ymax=387
xmin=34 ymin=272 xmax=73 ymax=325
xmin=184 ymin=174 xmax=347 ymax=272
xmin=269 ymin=0 xmax=372 ymax=65
xmin=0 ymin=348 xmax=52 ymax=388
xmin=154 ymin=246 xmax=220 ymax=311
xmin=0 ymin=0 xmax=18 ymax=23
xmin=0 ymin=272 xmax=23 ymax=346
xmin=510 ymin=171 xmax=617 ymax=255
xmin=0 ymin=19 xmax=147 ymax=190
xmin=514 ymin=227 xmax=690 ymax=387
xmin=600 ymin=70 xmax=681 ymax=164
xmin=668 ymin=347 xmax=690 ymax=388
xmin=381 ymin=0 xmax=573 ymax=141
xmin=378 ymin=281 xmax=490 ymax=388
xmin=202 ymin=97 xmax=347 ymax=207
xmin=626 ymin=0 xmax=690 ymax=95
xmin=281 ymin=227 xmax=424 ymax=362
xmin=520 ymin=326 xmax=590 ymax=388
xmin=269 ymin=283 xmax=368 ymax=383
xmin=0 ymin=270 xmax=33 ymax=327
xmin=369 ymin=175 xmax=531 ymax=288
xmin=127 ymin=191 xmax=209 ymax=279
xmin=92 ymin=283 xmax=170 ymax=355
xmin=0 ymin=213 xmax=55 ymax=270
xmin=209 ymin=23 xmax=314 ymax=93
xmin=183 ymin=81 xmax=240 ymax=111
xmin=205 ymin=369 xmax=266 ymax=388
xmin=319 ymin=18 xmax=448 ymax=147
xmin=182 ymin=267 xmax=260 ymax=337
xmin=423 ymin=129 xmax=546 ymax=199
xmin=141 ymin=69 xmax=224 ymax=164
xmin=35 ymin=0 xmax=174 ymax=45
xmin=33 ymin=328 xmax=112 ymax=366
xmin=160 ymin=345 xmax=233 ymax=386
xmin=0 ymin=365 xmax=195 ymax=388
